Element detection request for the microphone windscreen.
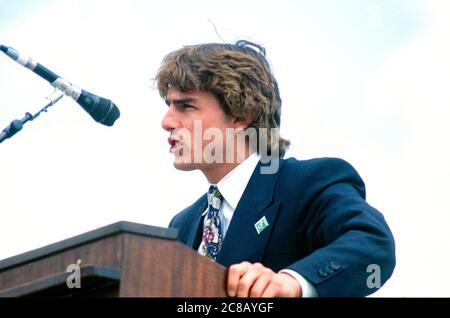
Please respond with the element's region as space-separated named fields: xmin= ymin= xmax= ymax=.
xmin=77 ymin=90 xmax=120 ymax=126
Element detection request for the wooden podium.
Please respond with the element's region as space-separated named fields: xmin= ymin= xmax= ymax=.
xmin=0 ymin=221 xmax=227 ymax=297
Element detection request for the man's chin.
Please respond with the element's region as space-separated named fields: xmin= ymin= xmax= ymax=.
xmin=173 ymin=160 xmax=198 ymax=171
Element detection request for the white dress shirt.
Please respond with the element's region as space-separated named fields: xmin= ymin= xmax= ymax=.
xmin=199 ymin=152 xmax=318 ymax=297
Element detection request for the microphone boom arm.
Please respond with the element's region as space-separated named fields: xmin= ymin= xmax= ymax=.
xmin=0 ymin=90 xmax=64 ymax=144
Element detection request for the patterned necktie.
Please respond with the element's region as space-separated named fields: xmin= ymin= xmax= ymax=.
xmin=199 ymin=185 xmax=224 ymax=260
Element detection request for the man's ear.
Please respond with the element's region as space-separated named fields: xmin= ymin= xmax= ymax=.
xmin=233 ymin=112 xmax=254 ymax=130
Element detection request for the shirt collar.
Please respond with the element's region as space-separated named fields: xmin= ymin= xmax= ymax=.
xmin=212 ymin=152 xmax=261 ymax=210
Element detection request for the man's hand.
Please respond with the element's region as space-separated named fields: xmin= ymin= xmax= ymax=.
xmin=227 ymin=261 xmax=302 ymax=297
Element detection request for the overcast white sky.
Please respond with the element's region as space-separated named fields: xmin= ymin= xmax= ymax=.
xmin=1 ymin=0 xmax=449 ymax=296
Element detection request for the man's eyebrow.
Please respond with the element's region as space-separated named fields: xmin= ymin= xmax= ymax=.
xmin=165 ymin=97 xmax=197 ymax=106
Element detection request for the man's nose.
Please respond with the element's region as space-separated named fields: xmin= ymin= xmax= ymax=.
xmin=161 ymin=105 xmax=179 ymax=131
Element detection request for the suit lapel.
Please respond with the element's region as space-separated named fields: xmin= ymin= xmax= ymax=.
xmin=185 ymin=194 xmax=208 ymax=249
xmin=217 ymin=159 xmax=283 ymax=267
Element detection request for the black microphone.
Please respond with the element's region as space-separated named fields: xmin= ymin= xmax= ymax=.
xmin=0 ymin=44 xmax=120 ymax=126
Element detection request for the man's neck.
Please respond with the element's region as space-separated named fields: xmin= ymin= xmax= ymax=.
xmin=202 ymin=143 xmax=256 ymax=183
xmin=203 ymin=149 xmax=257 ymax=183
xmin=203 ymin=162 xmax=242 ymax=184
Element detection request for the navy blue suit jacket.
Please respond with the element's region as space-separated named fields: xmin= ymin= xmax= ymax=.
xmin=169 ymin=157 xmax=396 ymax=297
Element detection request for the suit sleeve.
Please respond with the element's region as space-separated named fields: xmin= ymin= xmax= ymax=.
xmin=286 ymin=158 xmax=396 ymax=297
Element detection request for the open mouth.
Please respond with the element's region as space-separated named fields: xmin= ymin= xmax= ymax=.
xmin=168 ymin=137 xmax=181 ymax=153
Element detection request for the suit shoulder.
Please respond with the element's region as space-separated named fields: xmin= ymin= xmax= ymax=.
xmin=282 ymin=157 xmax=360 ymax=176
xmin=279 ymin=157 xmax=366 ymax=195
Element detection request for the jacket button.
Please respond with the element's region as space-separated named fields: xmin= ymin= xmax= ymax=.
xmin=325 ymin=265 xmax=334 ymax=274
xmin=319 ymin=268 xmax=328 ymax=277
xmin=331 ymin=261 xmax=340 ymax=270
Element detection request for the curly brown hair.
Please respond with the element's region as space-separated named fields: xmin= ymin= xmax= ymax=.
xmin=155 ymin=40 xmax=290 ymax=157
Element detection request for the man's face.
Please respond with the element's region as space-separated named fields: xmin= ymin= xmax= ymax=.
xmin=161 ymin=88 xmax=241 ymax=175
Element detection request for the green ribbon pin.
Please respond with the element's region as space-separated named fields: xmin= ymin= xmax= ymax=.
xmin=254 ymin=216 xmax=269 ymax=234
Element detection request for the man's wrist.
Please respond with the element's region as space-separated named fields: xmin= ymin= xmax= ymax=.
xmin=279 ymin=269 xmax=318 ymax=298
